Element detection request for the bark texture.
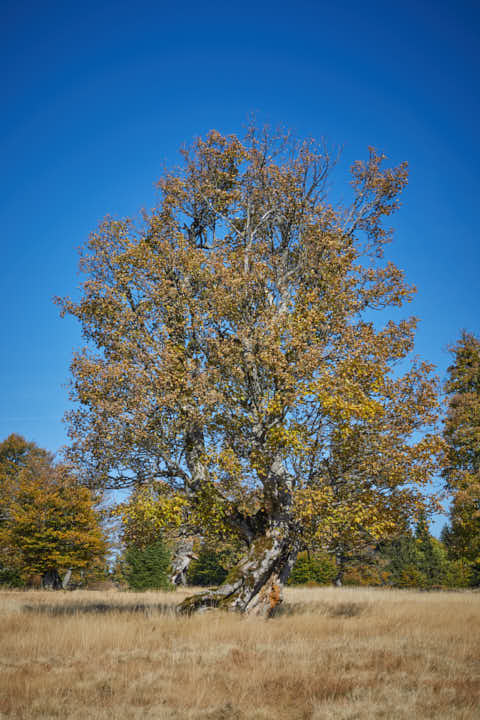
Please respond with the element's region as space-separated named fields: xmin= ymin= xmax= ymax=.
xmin=170 ymin=537 xmax=197 ymax=586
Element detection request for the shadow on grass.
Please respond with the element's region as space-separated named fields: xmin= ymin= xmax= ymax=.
xmin=22 ymin=599 xmax=368 ymax=619
xmin=22 ymin=602 xmax=177 ymax=616
xmin=274 ymin=601 xmax=367 ymax=618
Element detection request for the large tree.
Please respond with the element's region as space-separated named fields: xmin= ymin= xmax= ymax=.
xmin=58 ymin=127 xmax=441 ymax=614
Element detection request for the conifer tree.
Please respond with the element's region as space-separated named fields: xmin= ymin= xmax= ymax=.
xmin=287 ymin=551 xmax=336 ymax=586
xmin=414 ymin=516 xmax=447 ymax=587
xmin=124 ymin=539 xmax=171 ymax=590
xmin=186 ymin=547 xmax=228 ymax=586
xmin=442 ymin=332 xmax=480 ymax=582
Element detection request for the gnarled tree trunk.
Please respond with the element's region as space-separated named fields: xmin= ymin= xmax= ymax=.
xmin=180 ymin=426 xmax=299 ymax=616
xmin=178 ymin=516 xmax=298 ymax=617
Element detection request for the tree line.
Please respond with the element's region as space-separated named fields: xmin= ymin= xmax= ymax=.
xmin=1 ymin=128 xmax=478 ymax=606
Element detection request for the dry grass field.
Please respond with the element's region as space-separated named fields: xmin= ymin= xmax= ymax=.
xmin=0 ymin=586 xmax=479 ymax=719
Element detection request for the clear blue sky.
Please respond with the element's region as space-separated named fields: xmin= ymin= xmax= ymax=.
xmin=1 ymin=0 xmax=478 ymax=529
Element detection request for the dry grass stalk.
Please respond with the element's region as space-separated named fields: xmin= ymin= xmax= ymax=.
xmin=0 ymin=586 xmax=479 ymax=719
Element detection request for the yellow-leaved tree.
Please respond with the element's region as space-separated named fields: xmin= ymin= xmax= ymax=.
xmin=57 ymin=126 xmax=442 ymax=614
xmin=0 ymin=434 xmax=106 ymax=588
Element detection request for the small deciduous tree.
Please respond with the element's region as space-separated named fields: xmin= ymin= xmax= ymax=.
xmin=57 ymin=127 xmax=442 ymax=614
xmin=0 ymin=435 xmax=106 ymax=588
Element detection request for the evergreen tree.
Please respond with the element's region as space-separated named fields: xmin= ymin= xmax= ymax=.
xmin=124 ymin=539 xmax=172 ymax=590
xmin=186 ymin=547 xmax=228 ymax=586
xmin=379 ymin=534 xmax=426 ymax=587
xmin=415 ymin=515 xmax=447 ymax=587
xmin=442 ymin=332 xmax=480 ymax=584
xmin=379 ymin=524 xmax=462 ymax=589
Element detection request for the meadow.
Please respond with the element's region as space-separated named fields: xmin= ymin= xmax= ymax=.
xmin=0 ymin=586 xmax=479 ymax=719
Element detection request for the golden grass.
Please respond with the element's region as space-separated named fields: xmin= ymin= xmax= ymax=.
xmin=1 ymin=586 xmax=479 ymax=719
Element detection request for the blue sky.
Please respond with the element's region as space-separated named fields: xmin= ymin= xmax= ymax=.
xmin=1 ymin=0 xmax=478 ymax=530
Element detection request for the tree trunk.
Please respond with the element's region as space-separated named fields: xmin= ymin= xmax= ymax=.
xmin=42 ymin=569 xmax=62 ymax=590
xmin=62 ymin=568 xmax=72 ymax=590
xmin=334 ymin=552 xmax=345 ymax=587
xmin=170 ymin=537 xmax=197 ymax=586
xmin=178 ymin=520 xmax=298 ymax=617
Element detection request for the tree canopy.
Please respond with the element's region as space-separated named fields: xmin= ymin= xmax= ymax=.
xmin=57 ymin=127 xmax=442 ymax=614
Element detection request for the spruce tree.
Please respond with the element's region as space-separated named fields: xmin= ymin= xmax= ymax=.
xmin=124 ymin=539 xmax=172 ymax=590
xmin=442 ymin=332 xmax=480 ymax=583
xmin=186 ymin=548 xmax=228 ymax=586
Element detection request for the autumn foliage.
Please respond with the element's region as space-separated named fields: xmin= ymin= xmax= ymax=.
xmin=57 ymin=126 xmax=443 ymax=613
xmin=0 ymin=434 xmax=105 ymax=587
